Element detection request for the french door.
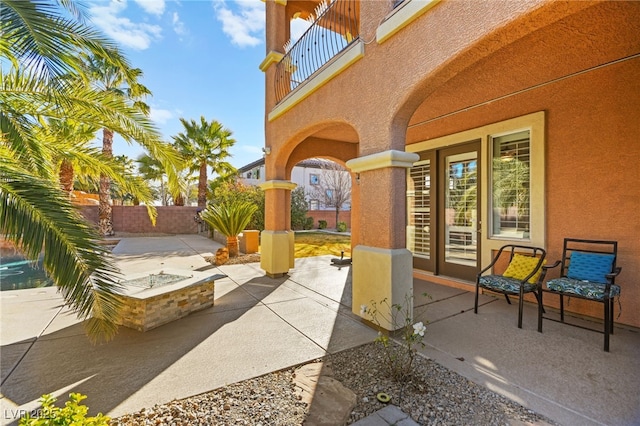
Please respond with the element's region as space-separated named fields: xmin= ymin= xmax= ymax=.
xmin=408 ymin=141 xmax=480 ymax=281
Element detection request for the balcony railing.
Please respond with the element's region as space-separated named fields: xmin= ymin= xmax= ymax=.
xmin=274 ymin=0 xmax=359 ymax=104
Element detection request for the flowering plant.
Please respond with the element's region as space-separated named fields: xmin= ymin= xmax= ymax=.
xmin=360 ymin=293 xmax=429 ymax=383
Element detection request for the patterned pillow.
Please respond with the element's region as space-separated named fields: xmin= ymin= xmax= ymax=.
xmin=503 ymin=253 xmax=544 ymax=283
xmin=567 ymin=252 xmax=615 ymax=284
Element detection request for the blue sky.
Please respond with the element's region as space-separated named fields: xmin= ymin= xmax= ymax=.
xmin=86 ymin=0 xmax=269 ymax=170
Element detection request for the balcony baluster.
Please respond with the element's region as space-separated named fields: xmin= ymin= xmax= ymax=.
xmin=274 ymin=0 xmax=359 ymax=104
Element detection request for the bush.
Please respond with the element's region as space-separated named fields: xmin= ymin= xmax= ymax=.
xmin=303 ymin=217 xmax=314 ymax=230
xmin=318 ymin=220 xmax=327 ymax=229
xmin=290 ymin=187 xmax=309 ymax=230
xmin=360 ymin=294 xmax=430 ymax=383
xmin=19 ymin=393 xmax=110 ymax=425
xmin=336 ymin=221 xmax=347 ymax=232
xmin=211 ymin=181 xmax=264 ymax=231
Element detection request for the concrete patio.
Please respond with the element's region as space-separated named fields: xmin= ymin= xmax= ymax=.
xmin=1 ymin=235 xmax=639 ymax=425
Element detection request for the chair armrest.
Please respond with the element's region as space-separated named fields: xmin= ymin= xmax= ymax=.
xmin=605 ymin=266 xmax=622 ymax=282
xmin=542 ymin=260 xmax=561 ymax=270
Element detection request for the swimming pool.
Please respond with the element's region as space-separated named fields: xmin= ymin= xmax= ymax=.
xmin=0 ymin=250 xmax=53 ymax=291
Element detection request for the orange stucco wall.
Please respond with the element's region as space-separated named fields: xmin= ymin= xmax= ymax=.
xmin=264 ymin=1 xmax=640 ymax=327
xmin=407 ymin=59 xmax=640 ymax=328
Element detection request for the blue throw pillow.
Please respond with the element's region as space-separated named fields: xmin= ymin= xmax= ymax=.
xmin=567 ymin=252 xmax=615 ymax=284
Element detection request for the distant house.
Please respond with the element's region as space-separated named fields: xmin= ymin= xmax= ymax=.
xmin=237 ymin=157 xmax=351 ymax=228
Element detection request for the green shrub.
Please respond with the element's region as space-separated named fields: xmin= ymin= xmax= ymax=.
xmin=336 ymin=221 xmax=347 ymax=232
xmin=19 ymin=393 xmax=110 ymax=426
xmin=304 ymin=217 xmax=314 ymax=230
xmin=290 ymin=187 xmax=309 ymax=230
xmin=318 ymin=220 xmax=327 ymax=229
xmin=211 ymin=181 xmax=265 ymax=231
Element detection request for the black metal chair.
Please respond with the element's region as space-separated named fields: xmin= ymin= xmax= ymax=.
xmin=540 ymin=238 xmax=621 ymax=351
xmin=475 ymin=245 xmax=547 ymax=331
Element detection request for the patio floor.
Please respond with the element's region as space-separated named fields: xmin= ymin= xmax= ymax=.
xmin=1 ymin=235 xmax=639 ymax=425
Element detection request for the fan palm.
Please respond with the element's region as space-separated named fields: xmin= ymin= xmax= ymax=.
xmin=172 ymin=116 xmax=237 ymax=207
xmin=200 ymin=202 xmax=258 ymax=257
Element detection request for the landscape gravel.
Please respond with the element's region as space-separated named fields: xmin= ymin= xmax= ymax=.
xmin=113 ymin=341 xmax=555 ymax=426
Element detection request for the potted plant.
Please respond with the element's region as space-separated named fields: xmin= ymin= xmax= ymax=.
xmin=200 ymin=201 xmax=258 ymax=257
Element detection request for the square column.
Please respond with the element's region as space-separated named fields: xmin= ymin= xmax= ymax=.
xmin=347 ymin=150 xmax=420 ymax=330
xmin=259 ymin=180 xmax=297 ymax=277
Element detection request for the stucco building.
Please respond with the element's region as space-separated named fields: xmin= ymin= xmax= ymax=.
xmin=238 ymin=157 xmax=352 ymax=228
xmin=259 ymin=0 xmax=640 ymax=331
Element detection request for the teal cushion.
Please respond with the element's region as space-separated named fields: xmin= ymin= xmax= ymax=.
xmin=567 ymin=252 xmax=614 ymax=284
xmin=547 ymin=277 xmax=620 ymax=300
xmin=479 ymin=275 xmax=538 ymax=294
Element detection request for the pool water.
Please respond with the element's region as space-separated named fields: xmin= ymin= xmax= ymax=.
xmin=0 ymin=253 xmax=53 ymax=291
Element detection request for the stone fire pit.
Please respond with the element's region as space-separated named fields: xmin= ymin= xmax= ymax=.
xmin=116 ymin=268 xmax=219 ymax=332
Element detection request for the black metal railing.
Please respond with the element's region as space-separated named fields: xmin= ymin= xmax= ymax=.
xmin=274 ymin=0 xmax=359 ymax=104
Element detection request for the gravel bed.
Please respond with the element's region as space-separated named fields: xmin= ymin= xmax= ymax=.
xmin=113 ymin=342 xmax=555 ymax=426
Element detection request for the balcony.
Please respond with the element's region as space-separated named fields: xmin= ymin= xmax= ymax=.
xmin=274 ymin=0 xmax=360 ymax=104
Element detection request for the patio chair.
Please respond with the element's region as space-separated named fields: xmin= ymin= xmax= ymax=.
xmin=475 ymin=245 xmax=547 ymax=331
xmin=540 ymin=238 xmax=621 ymax=351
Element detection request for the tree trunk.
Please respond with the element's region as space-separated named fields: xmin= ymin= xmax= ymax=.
xmin=99 ymin=128 xmax=114 ymax=236
xmin=226 ymin=236 xmax=239 ymax=258
xmin=59 ymin=159 xmax=74 ymax=194
xmin=198 ymin=161 xmax=208 ymax=207
xmin=174 ymin=193 xmax=185 ymax=206
xmin=335 ymin=208 xmax=339 ymax=230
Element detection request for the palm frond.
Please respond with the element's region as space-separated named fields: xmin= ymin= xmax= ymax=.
xmin=0 ymin=159 xmax=123 ymax=343
xmin=201 ymin=202 xmax=258 ymax=238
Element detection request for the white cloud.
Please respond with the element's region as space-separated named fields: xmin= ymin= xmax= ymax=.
xmin=89 ymin=0 xmax=162 ymax=50
xmin=214 ymin=0 xmax=265 ymax=48
xmin=150 ymin=107 xmax=174 ymax=125
xmin=133 ymin=0 xmax=166 ymax=16
xmin=172 ymin=11 xmax=187 ymax=37
xmin=290 ymin=17 xmax=311 ymax=43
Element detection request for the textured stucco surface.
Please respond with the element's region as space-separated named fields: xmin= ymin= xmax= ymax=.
xmin=263 ymin=0 xmax=640 ymax=327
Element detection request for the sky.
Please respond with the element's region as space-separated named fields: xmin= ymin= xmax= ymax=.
xmin=85 ymin=0 xmax=271 ymax=171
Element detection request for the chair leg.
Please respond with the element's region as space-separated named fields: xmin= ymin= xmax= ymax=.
xmin=517 ymin=295 xmax=524 ymax=329
xmin=559 ymin=294 xmax=565 ymax=322
xmin=604 ymin=299 xmax=610 ymax=352
xmin=537 ymin=291 xmax=543 ymax=333
xmin=474 ymin=285 xmax=479 ymax=314
xmin=504 ymin=294 xmax=512 ymax=305
xmin=610 ymin=298 xmax=615 ymax=335
xmin=533 ymin=292 xmax=546 ymax=314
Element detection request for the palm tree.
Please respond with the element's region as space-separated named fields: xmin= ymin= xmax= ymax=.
xmin=200 ymin=202 xmax=258 ymax=257
xmin=81 ymin=54 xmax=152 ymax=236
xmin=172 ymin=116 xmax=237 ymax=207
xmin=1 ymin=0 xmax=179 ymax=342
xmin=137 ymin=153 xmax=169 ymax=205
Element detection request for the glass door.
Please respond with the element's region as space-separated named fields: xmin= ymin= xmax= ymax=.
xmin=437 ymin=142 xmax=480 ymax=281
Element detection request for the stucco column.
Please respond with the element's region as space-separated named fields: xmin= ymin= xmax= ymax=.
xmin=346 ymin=150 xmax=420 ymax=330
xmin=261 ymin=0 xmax=289 ymax=113
xmin=259 ymin=180 xmax=296 ymax=278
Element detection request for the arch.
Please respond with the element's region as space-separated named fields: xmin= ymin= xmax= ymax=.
xmin=392 ymin=1 xmax=616 ymax=138
xmin=269 ymin=119 xmax=360 ymax=179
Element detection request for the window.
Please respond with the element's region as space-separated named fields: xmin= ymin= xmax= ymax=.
xmin=490 ymin=130 xmax=531 ymax=239
xmin=310 ymin=199 xmax=319 ymax=210
xmin=406 ymin=111 xmax=545 ymax=269
xmin=310 ymin=174 xmax=319 ymax=185
xmin=407 ymin=160 xmax=431 ymax=259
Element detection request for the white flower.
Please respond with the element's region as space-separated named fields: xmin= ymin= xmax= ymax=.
xmin=360 ymin=304 xmax=367 ymax=316
xmin=413 ymin=321 xmax=426 ymax=337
